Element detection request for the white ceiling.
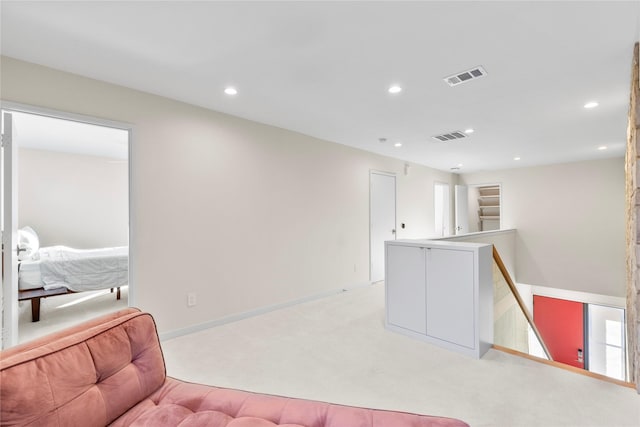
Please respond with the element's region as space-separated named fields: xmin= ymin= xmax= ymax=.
xmin=11 ymin=112 xmax=129 ymax=160
xmin=13 ymin=112 xmax=129 ymax=160
xmin=1 ymin=1 xmax=639 ymax=173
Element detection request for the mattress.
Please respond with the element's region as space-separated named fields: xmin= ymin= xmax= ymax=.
xmin=18 ymin=260 xmax=43 ymax=291
xmin=19 ymin=246 xmax=128 ymax=292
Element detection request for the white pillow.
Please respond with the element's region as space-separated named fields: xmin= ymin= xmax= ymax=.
xmin=18 ymin=226 xmax=40 ymax=261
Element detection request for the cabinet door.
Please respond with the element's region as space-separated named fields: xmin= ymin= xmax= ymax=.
xmin=426 ymin=248 xmax=475 ymax=348
xmin=386 ymin=244 xmax=426 ymax=334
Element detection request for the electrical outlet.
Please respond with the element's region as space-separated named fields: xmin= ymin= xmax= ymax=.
xmin=187 ymin=292 xmax=197 ymax=307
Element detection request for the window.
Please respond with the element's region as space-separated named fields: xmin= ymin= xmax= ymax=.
xmin=588 ymin=304 xmax=626 ymax=381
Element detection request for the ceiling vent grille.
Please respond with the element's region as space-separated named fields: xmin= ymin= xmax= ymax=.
xmin=431 ymin=131 xmax=467 ymax=142
xmin=444 ymin=66 xmax=487 ymax=87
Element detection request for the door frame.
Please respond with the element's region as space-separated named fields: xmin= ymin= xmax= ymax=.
xmin=1 ymin=101 xmax=134 ymax=348
xmin=2 ymin=111 xmax=18 ymax=348
xmin=369 ymin=170 xmax=397 ymax=283
xmin=454 ymin=184 xmax=468 ymax=235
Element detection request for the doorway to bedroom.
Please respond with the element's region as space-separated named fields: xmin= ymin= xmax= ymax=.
xmin=1 ymin=106 xmax=131 ymax=346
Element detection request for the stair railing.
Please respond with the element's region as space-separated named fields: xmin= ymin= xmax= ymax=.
xmin=492 ymin=245 xmax=553 ymax=360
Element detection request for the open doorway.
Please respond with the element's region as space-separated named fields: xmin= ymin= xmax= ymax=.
xmin=2 ymin=106 xmax=131 ymax=346
xmin=463 ymin=183 xmax=502 ymax=233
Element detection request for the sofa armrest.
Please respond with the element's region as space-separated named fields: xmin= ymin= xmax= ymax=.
xmin=1 ymin=308 xmax=166 ymax=426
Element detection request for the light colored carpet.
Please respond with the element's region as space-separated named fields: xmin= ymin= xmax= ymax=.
xmin=16 ymin=283 xmax=640 ymax=426
xmin=162 ymin=283 xmax=640 ymax=427
xmin=18 ymin=286 xmax=129 ymax=344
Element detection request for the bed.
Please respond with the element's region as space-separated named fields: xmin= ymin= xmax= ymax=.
xmin=17 ymin=226 xmax=128 ymax=322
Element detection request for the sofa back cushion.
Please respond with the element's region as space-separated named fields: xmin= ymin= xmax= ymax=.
xmin=0 ymin=308 xmax=166 ymax=426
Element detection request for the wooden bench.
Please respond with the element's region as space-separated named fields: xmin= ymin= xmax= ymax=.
xmin=18 ymin=287 xmax=121 ymax=322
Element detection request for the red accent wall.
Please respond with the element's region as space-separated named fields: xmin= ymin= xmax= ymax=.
xmin=533 ymin=295 xmax=584 ymax=368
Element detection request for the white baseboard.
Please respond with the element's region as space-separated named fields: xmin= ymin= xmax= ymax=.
xmin=158 ymin=282 xmax=374 ymax=342
xmin=342 ymin=281 xmax=375 ymax=291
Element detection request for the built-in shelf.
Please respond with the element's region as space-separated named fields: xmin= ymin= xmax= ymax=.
xmin=477 ymin=186 xmax=500 ymax=231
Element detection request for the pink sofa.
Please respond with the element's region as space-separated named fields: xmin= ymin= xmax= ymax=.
xmin=1 ymin=308 xmax=469 ymax=426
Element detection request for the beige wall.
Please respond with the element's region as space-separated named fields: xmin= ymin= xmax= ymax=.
xmin=460 ymin=158 xmax=625 ymax=297
xmin=18 ymin=148 xmax=128 ymax=249
xmin=1 ymin=56 xmax=455 ymax=335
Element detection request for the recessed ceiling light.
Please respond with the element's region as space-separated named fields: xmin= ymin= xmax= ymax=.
xmin=598 ymin=146 xmax=607 ymax=151
xmin=394 ymin=142 xmax=402 ymax=147
xmin=224 ymin=87 xmax=238 ymax=95
xmin=388 ymin=85 xmax=402 ymax=94
xmin=514 ymin=156 xmax=521 ymax=161
xmin=584 ymin=101 xmax=599 ymax=109
xmin=457 ymin=163 xmax=463 ymax=168
xmin=464 ymin=128 xmax=474 ymax=134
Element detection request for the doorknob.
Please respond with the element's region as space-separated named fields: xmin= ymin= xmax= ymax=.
xmin=576 ymin=348 xmax=583 ymax=363
xmin=16 ymin=245 xmax=26 ymax=254
xmin=391 ymin=229 xmax=396 ymax=234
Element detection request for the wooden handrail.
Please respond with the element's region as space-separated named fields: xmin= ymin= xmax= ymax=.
xmin=492 ymin=246 xmax=553 ymax=360
xmin=493 ymin=345 xmax=635 ymax=388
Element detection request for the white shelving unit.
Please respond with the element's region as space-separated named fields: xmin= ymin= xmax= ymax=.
xmin=477 ymin=186 xmax=500 ymax=231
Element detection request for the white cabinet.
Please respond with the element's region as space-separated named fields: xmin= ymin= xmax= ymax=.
xmin=386 ymin=244 xmax=427 ymax=335
xmin=426 ymin=248 xmax=475 ymax=348
xmin=385 ymin=240 xmax=493 ymax=359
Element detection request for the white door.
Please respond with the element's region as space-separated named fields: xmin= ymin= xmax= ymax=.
xmin=1 ymin=112 xmax=19 ymax=348
xmin=434 ymin=183 xmax=450 ymax=237
xmin=370 ymin=172 xmax=396 ymax=282
xmin=454 ymin=185 xmax=469 ymax=235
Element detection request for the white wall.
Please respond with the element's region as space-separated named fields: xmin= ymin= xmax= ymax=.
xmin=459 ymin=158 xmax=625 ymax=297
xmin=441 ymin=229 xmax=516 ymax=278
xmin=0 ymin=57 xmax=455 ymax=335
xmin=18 ymin=148 xmax=128 ymax=248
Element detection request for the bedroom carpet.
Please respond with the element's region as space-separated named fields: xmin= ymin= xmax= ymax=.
xmin=162 ymin=283 xmax=640 ymax=427
xmin=18 ymin=286 xmax=129 ymax=343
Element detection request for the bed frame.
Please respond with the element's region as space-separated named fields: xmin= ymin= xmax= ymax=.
xmin=18 ymin=287 xmax=121 ymax=322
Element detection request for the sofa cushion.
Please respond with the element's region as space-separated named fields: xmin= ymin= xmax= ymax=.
xmin=110 ymin=377 xmax=468 ymax=427
xmin=1 ymin=308 xmax=166 ymax=426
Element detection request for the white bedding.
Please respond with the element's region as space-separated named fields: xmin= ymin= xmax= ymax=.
xmin=19 ymin=246 xmax=128 ymax=292
xmin=18 ymin=261 xmax=43 ymax=290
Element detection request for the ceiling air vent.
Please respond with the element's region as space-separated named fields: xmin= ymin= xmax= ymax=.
xmin=444 ymin=66 xmax=487 ymax=87
xmin=431 ymin=131 xmax=467 ymax=142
